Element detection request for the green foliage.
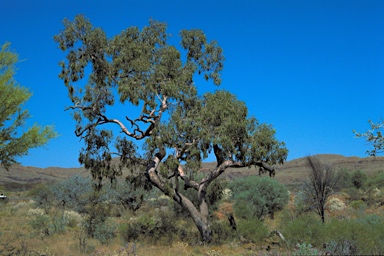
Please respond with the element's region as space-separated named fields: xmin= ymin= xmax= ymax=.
xmin=367 ymin=171 xmax=384 ymax=189
xmin=0 ymin=42 xmax=57 ymax=170
xmin=103 ymin=174 xmax=151 ymax=213
xmin=51 ymin=212 xmax=70 ymax=234
xmin=119 ymin=211 xmax=183 ymax=245
xmin=92 ymin=218 xmax=117 ymax=244
xmin=337 ymin=168 xmax=353 ymax=189
xmin=350 ymin=170 xmax=368 ymax=189
xmin=281 ymin=213 xmax=384 ymax=255
xmin=29 ymin=211 xmax=69 ymax=237
xmin=29 ymin=214 xmax=51 ymax=236
xmin=49 ymin=175 xmax=93 ymax=212
xmin=30 ymin=184 xmax=54 ymax=213
xmin=237 ymin=218 xmax=269 ymax=243
xmin=280 ymin=214 xmax=324 ymax=246
xmin=55 ymin=15 xmax=288 ymax=243
xmin=354 ymin=119 xmax=384 ymax=157
xmin=349 ymin=200 xmax=367 ymax=211
xmin=211 ymin=221 xmax=234 ymax=244
xmin=293 ymin=191 xmax=312 ymax=218
xmin=229 ymin=176 xmax=289 ymax=220
xmin=292 ymin=243 xmax=324 ymax=256
xmin=324 ymin=239 xmax=357 ymax=256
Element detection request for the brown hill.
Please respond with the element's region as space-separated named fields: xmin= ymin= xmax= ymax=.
xmin=0 ymin=164 xmax=88 ymax=190
xmin=1 ymin=154 xmax=383 ymax=190
xmin=222 ymin=154 xmax=384 ymax=189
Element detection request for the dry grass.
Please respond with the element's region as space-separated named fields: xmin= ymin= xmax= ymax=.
xmin=0 ymin=154 xmax=383 ymax=255
xmin=0 ymin=188 xmax=383 ymax=255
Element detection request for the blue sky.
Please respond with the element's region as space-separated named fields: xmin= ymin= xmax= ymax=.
xmin=1 ymin=0 xmax=383 ymax=168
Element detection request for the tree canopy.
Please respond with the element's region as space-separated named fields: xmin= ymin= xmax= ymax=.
xmin=354 ymin=120 xmax=383 ymax=157
xmin=55 ymin=15 xmax=288 ymax=242
xmin=0 ymin=42 xmax=57 ymax=170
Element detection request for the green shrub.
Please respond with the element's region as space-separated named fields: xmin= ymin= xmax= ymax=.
xmin=29 ymin=214 xmax=51 ymax=236
xmin=280 ymin=214 xmax=324 ymax=247
xmin=93 ymin=218 xmax=117 ymax=244
xmin=237 ymin=218 xmax=269 ymax=243
xmin=291 ymin=243 xmax=324 ymax=256
xmin=349 ymin=200 xmax=367 ymax=211
xmin=367 ymin=171 xmax=384 ymax=189
xmin=337 ymin=168 xmax=353 ymax=189
xmin=345 ymin=187 xmax=362 ymax=201
xmin=282 ymin=213 xmax=384 ymax=255
xmin=351 ymin=170 xmax=368 ymax=189
xmin=211 ymin=220 xmax=235 ymax=244
xmin=324 ymin=239 xmax=357 ymax=256
xmin=51 ymin=212 xmax=69 ymax=233
xmin=229 ymin=176 xmax=289 ymax=220
xmin=119 ymin=221 xmax=140 ymax=242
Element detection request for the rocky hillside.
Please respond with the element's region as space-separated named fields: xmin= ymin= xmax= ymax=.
xmin=224 ymin=154 xmax=384 ymax=189
xmin=1 ymin=154 xmax=383 ymax=189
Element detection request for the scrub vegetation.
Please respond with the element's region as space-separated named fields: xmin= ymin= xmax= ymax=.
xmin=1 ymin=156 xmax=384 ymax=255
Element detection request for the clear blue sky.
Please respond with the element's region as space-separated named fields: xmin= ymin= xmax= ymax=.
xmin=1 ymin=0 xmax=383 ymax=168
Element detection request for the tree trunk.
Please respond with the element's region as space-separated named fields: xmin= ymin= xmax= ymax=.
xmin=145 ymin=151 xmax=213 ymax=242
xmin=320 ymin=208 xmax=325 ymax=223
xmin=172 ymin=188 xmax=213 ymax=243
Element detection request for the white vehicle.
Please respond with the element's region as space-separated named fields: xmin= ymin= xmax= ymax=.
xmin=0 ymin=191 xmax=7 ymax=200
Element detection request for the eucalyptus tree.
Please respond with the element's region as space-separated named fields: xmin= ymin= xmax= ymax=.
xmin=54 ymin=15 xmax=288 ymax=242
xmin=0 ymin=42 xmax=57 ymax=170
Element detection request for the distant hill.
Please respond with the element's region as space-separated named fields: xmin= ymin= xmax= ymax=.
xmin=0 ymin=164 xmax=88 ymax=188
xmin=1 ymin=154 xmax=383 ymax=190
xmin=222 ymin=154 xmax=384 ymax=189
xmin=188 ymin=154 xmax=384 ymax=190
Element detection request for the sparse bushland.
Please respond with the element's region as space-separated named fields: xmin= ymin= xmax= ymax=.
xmin=1 ymin=168 xmax=384 ymax=255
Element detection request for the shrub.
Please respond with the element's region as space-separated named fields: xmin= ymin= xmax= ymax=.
xmin=292 ymin=243 xmax=324 ymax=256
xmin=324 ymin=239 xmax=357 ymax=256
xmin=349 ymin=200 xmax=367 ymax=212
xmin=282 ymin=213 xmax=384 ymax=255
xmin=50 ymin=212 xmax=70 ymax=233
xmin=27 ymin=208 xmax=45 ymax=217
xmin=368 ymin=172 xmax=384 ymax=189
xmin=345 ymin=187 xmax=362 ymax=201
xmin=211 ymin=220 xmax=234 ymax=244
xmin=29 ymin=214 xmax=51 ymax=236
xmin=279 ymin=214 xmax=324 ymax=247
xmin=351 ymin=170 xmax=367 ymax=189
xmin=64 ymin=210 xmax=83 ymax=228
xmin=229 ymin=176 xmax=289 ymax=220
xmin=93 ymin=217 xmax=117 ymax=244
xmin=237 ymin=218 xmax=269 ymax=243
xmin=337 ymin=168 xmax=353 ymax=189
xmin=50 ymin=175 xmax=93 ymax=212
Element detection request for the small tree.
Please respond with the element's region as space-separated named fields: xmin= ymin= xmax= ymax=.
xmin=0 ymin=42 xmax=57 ymax=170
xmin=50 ymin=175 xmax=93 ymax=212
xmin=229 ymin=176 xmax=289 ymax=220
xmin=353 ymin=120 xmax=384 ymax=157
xmin=302 ymin=156 xmax=341 ymax=223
